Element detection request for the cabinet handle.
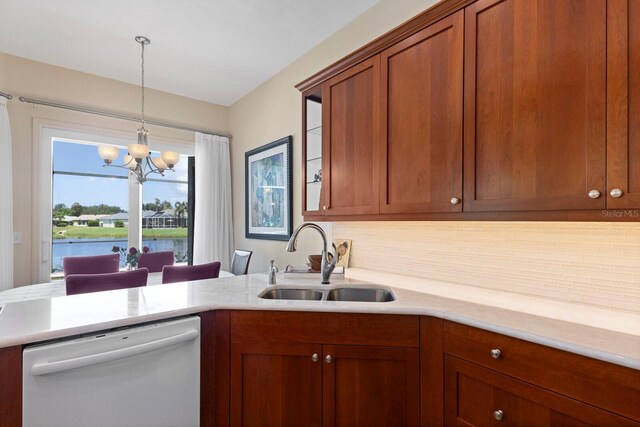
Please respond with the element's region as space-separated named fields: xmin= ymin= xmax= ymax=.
xmin=322 ymin=205 xmax=328 ymax=211
xmin=493 ymin=410 xmax=504 ymax=421
xmin=610 ymin=188 xmax=623 ymax=198
xmin=490 ymin=349 xmax=502 ymax=359
xmin=325 ymin=354 xmax=332 ymax=364
xmin=450 ymin=197 xmax=460 ymax=205
xmin=588 ymin=190 xmax=600 ymax=199
xmin=311 ymin=353 xmax=319 ymax=362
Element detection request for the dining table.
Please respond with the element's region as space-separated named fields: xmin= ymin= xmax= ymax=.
xmin=0 ymin=270 xmax=235 ymax=307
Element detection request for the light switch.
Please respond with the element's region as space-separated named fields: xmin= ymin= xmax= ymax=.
xmin=13 ymin=231 xmax=22 ymax=244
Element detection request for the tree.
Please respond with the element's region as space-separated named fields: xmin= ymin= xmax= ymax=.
xmin=70 ymin=202 xmax=83 ymax=217
xmin=52 ymin=203 xmax=71 ymax=220
xmin=174 ymin=201 xmax=187 ymax=226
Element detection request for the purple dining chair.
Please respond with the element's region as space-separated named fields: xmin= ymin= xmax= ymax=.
xmin=137 ymin=251 xmax=175 ymax=273
xmin=66 ymin=268 xmax=149 ymax=296
xmin=161 ymin=261 xmax=221 ymax=284
xmin=62 ymin=254 xmax=120 ymax=278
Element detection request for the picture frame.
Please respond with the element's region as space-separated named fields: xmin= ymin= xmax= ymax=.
xmin=245 ymin=136 xmax=293 ymax=241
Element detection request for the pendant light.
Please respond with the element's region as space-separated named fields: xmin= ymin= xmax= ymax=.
xmin=98 ymin=36 xmax=179 ymax=183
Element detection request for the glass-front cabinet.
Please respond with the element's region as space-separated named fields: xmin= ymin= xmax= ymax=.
xmin=303 ymin=87 xmax=323 ymax=215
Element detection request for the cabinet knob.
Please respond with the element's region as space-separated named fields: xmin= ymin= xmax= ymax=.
xmin=588 ymin=190 xmax=600 ymax=199
xmin=325 ymin=354 xmax=332 ymax=364
xmin=311 ymin=353 xmax=319 ymax=362
xmin=450 ymin=197 xmax=460 ymax=205
xmin=610 ymin=188 xmax=623 ymax=198
xmin=322 ymin=205 xmax=328 ymax=210
xmin=490 ymin=349 xmax=502 ymax=359
xmin=493 ymin=409 xmax=504 ymax=421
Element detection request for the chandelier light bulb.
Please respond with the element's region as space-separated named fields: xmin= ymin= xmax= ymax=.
xmin=128 ymin=143 xmax=149 ymax=160
xmin=152 ymin=157 xmax=167 ymax=171
xmin=98 ymin=145 xmax=119 ymax=163
xmin=161 ymin=151 xmax=180 ymax=168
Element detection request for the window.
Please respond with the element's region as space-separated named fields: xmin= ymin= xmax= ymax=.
xmin=46 ymin=132 xmax=191 ymax=280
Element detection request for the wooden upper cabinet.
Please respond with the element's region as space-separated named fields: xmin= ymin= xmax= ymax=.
xmin=322 ymin=56 xmax=381 ymax=216
xmin=607 ymin=0 xmax=640 ymax=209
xmin=380 ymin=11 xmax=463 ymax=214
xmin=463 ymin=0 xmax=607 ymax=212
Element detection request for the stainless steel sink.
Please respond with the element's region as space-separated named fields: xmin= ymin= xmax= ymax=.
xmin=327 ymin=287 xmax=395 ymax=302
xmin=258 ymin=286 xmax=395 ymax=302
xmin=259 ymin=288 xmax=323 ymax=301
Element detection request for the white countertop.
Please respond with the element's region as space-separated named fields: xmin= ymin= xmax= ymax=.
xmin=0 ymin=269 xmax=639 ymax=370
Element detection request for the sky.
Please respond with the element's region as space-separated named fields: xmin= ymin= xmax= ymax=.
xmin=52 ymin=140 xmax=189 ymax=210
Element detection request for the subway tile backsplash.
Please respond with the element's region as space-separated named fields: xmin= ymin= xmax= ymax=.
xmin=333 ymin=222 xmax=640 ymax=313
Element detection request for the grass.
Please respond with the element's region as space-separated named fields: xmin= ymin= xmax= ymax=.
xmin=52 ymin=226 xmax=188 ymax=239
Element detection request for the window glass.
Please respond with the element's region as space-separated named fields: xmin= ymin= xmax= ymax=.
xmin=50 ymin=139 xmax=190 ymax=277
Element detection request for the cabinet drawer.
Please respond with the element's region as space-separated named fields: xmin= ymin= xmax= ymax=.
xmin=230 ymin=311 xmax=419 ymax=347
xmin=445 ymin=355 xmax=640 ymax=427
xmin=444 ymin=321 xmax=640 ymax=422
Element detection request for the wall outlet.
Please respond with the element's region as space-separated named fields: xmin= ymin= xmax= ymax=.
xmin=13 ymin=231 xmax=23 ymax=244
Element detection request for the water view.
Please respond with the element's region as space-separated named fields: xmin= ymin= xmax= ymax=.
xmin=52 ymin=237 xmax=188 ymax=273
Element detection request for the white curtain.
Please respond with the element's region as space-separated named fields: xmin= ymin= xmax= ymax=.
xmin=0 ymin=97 xmax=13 ymax=291
xmin=193 ymin=132 xmax=234 ymax=270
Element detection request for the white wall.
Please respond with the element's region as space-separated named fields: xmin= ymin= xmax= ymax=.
xmin=1 ymin=52 xmax=228 ymax=286
xmin=229 ymin=0 xmax=435 ymax=274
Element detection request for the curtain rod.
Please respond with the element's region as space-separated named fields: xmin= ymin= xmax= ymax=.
xmin=18 ymin=96 xmax=232 ymax=139
xmin=0 ymin=91 xmax=13 ymax=100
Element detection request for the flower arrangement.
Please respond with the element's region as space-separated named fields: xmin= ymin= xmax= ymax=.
xmin=112 ymin=245 xmax=150 ymax=269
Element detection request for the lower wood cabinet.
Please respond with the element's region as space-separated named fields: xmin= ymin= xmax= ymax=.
xmin=443 ymin=321 xmax=640 ymax=427
xmin=229 ymin=311 xmax=420 ymax=427
xmin=445 ymin=355 xmax=638 ymax=427
xmin=0 ymin=345 xmax=21 ymax=427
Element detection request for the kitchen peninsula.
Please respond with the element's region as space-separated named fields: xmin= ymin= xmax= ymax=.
xmin=1 ymin=272 xmax=639 ymax=426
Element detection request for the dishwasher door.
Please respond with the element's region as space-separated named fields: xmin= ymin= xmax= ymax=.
xmin=23 ymin=316 xmax=200 ymax=427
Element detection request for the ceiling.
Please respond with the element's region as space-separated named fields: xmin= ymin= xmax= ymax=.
xmin=0 ymin=0 xmax=381 ymax=106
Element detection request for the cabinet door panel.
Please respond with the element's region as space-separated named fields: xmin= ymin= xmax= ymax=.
xmin=323 ymin=345 xmax=419 ymax=427
xmin=230 ymin=341 xmax=322 ymax=427
xmin=381 ymin=11 xmax=463 ymax=213
xmin=444 ymin=356 xmax=639 ymax=427
xmin=464 ymin=0 xmax=606 ymax=212
xmin=607 ymin=0 xmax=640 ymax=209
xmin=323 ymin=56 xmax=380 ymax=215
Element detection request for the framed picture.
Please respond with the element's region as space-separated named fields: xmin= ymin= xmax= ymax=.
xmin=334 ymin=239 xmax=352 ymax=268
xmin=245 ymin=136 xmax=293 ymax=240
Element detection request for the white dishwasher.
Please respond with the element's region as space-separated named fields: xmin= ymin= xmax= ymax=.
xmin=23 ymin=316 xmax=200 ymax=427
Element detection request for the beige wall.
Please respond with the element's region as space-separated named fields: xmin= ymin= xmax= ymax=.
xmin=229 ymin=0 xmax=640 ymax=313
xmin=229 ymin=0 xmax=434 ymax=273
xmin=1 ymin=52 xmax=228 ymax=286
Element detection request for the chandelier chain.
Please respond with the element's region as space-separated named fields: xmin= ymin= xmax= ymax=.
xmin=140 ymin=40 xmax=145 ymax=129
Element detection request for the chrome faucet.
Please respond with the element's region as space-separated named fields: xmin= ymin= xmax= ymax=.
xmin=286 ymin=223 xmax=337 ymax=284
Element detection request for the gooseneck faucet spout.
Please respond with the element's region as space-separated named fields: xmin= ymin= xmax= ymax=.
xmin=286 ymin=223 xmax=337 ymax=284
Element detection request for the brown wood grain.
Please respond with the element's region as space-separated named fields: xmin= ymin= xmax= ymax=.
xmin=380 ymin=11 xmax=463 ymax=214
xmin=230 ymin=311 xmax=420 ymax=347
xmin=200 ymin=310 xmax=230 ymax=427
xmin=230 ymin=341 xmax=323 ymax=427
xmin=607 ymin=0 xmax=640 ymax=209
xmin=323 ymin=344 xmax=420 ymax=427
xmin=323 ymin=56 xmax=381 ymax=216
xmin=295 ymin=0 xmax=477 ymax=92
xmin=463 ymin=0 xmax=607 ymax=212
xmin=444 ymin=321 xmax=640 ymax=422
xmin=445 ymin=355 xmax=639 ymax=427
xmin=0 ymin=346 xmax=21 ymax=427
xmin=421 ymin=317 xmax=444 ymax=427
xmin=303 ymin=208 xmax=640 ymax=222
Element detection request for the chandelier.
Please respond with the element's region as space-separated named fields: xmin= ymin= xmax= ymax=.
xmin=98 ymin=36 xmax=179 ymax=183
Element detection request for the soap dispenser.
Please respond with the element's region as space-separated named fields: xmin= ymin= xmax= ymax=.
xmin=268 ymin=260 xmax=277 ymax=285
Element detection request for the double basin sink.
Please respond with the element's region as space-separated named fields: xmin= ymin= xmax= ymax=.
xmin=259 ymin=286 xmax=395 ymax=303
